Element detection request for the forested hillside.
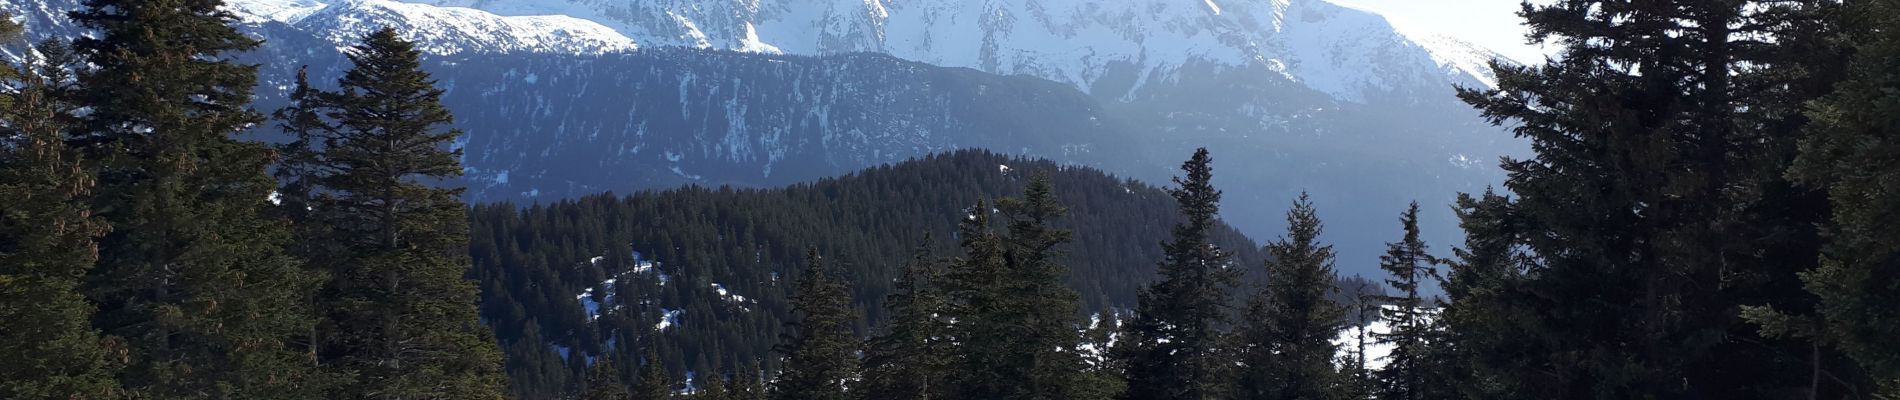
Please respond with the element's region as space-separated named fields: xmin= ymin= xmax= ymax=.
xmin=6 ymin=0 xmax=1900 ymax=399
xmin=468 ymin=150 xmax=1381 ymax=398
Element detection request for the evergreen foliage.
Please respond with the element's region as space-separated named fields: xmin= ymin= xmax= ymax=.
xmin=1078 ymin=311 xmax=1128 ymax=400
xmin=941 ymin=174 xmax=1095 ymax=400
xmin=633 ymin=341 xmax=674 ymax=399
xmin=0 ymin=27 xmax=121 ymax=399
xmin=769 ymin=249 xmax=859 ymax=400
xmin=1334 ymin=293 xmax=1380 ymax=400
xmin=1432 ymin=190 xmax=1532 ymax=400
xmin=859 ymin=241 xmax=953 ymax=400
xmin=1371 ymin=203 xmax=1436 ymax=400
xmin=466 ymin=150 xmax=1274 ymax=397
xmin=580 ymin=358 xmax=631 ymax=400
xmin=1234 ymin=193 xmax=1344 ymax=400
xmin=278 ymin=28 xmax=506 ymax=398
xmin=1785 ymin=0 xmax=1900 ymax=394
xmin=731 ymin=361 xmax=767 ymax=400
xmin=1119 ymin=148 xmax=1240 ymax=400
xmin=695 ymin=371 xmax=732 ymax=400
xmin=997 ymin=174 xmax=1094 ymax=400
xmin=66 ymin=0 xmax=323 ymax=395
xmin=1454 ymin=0 xmax=1860 ymax=397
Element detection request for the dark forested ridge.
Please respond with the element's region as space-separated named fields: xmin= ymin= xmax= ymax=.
xmin=7 ymin=0 xmax=1900 ymax=399
xmin=469 ymin=150 xmax=1384 ymax=398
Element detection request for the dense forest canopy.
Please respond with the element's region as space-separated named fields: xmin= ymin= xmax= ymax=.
xmin=3 ymin=0 xmax=1899 ymax=399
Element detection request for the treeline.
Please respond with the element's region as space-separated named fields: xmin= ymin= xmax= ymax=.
xmin=7 ymin=0 xmax=1900 ymax=399
xmin=597 ymin=148 xmax=1431 ymax=400
xmin=466 ymin=149 xmax=1387 ymax=398
xmin=623 ymin=0 xmax=1900 ymax=399
xmin=0 ymin=3 xmax=503 ymax=398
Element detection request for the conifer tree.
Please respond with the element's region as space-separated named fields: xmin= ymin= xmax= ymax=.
xmin=770 ymin=249 xmax=858 ymax=400
xmin=1371 ymin=203 xmax=1435 ymax=400
xmin=581 ymin=358 xmax=632 ymax=400
xmin=1334 ymin=293 xmax=1380 ymax=400
xmin=860 ymin=241 xmax=952 ymax=400
xmin=633 ymin=342 xmax=673 ymax=400
xmin=943 ymin=198 xmax=1009 ymax=397
xmin=1786 ymin=0 xmax=1900 ymax=394
xmin=269 ymin=65 xmax=331 ymax=224
xmin=1119 ymin=148 xmax=1239 ymax=400
xmin=731 ymin=360 xmax=766 ymax=400
xmin=1233 ymin=193 xmax=1343 ymax=400
xmin=1455 ymin=0 xmax=1853 ymax=396
xmin=694 ymin=371 xmax=731 ymax=400
xmin=268 ymin=65 xmax=340 ymax=379
xmin=293 ymin=28 xmax=505 ymax=398
xmin=0 ymin=28 xmax=122 ymax=399
xmin=940 ymin=174 xmax=1094 ymax=400
xmin=1434 ymin=190 xmax=1530 ymax=400
xmin=1078 ymin=312 xmax=1128 ymax=400
xmin=67 ymin=0 xmax=323 ymax=396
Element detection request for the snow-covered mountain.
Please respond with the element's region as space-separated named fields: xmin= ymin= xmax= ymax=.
xmin=5 ymin=0 xmax=1528 ymax=279
xmin=214 ymin=0 xmax=1506 ymax=103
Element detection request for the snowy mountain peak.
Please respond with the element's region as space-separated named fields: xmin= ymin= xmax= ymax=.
xmin=345 ymin=0 xmax=1505 ymax=100
xmin=228 ymin=0 xmax=638 ymax=54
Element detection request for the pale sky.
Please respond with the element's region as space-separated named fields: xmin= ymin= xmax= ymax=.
xmin=1328 ymin=0 xmax=1555 ymax=63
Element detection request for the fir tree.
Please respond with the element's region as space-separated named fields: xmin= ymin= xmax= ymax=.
xmin=941 ymin=174 xmax=1094 ymax=400
xmin=67 ymin=0 xmax=323 ymax=395
xmin=1455 ymin=0 xmax=1854 ymax=396
xmin=0 ymin=28 xmax=122 ymax=399
xmin=1233 ymin=193 xmax=1343 ymax=400
xmin=1434 ymin=190 xmax=1531 ymax=400
xmin=942 ymin=198 xmax=1009 ymax=397
xmin=633 ymin=342 xmax=673 ymax=400
xmin=860 ymin=241 xmax=952 ymax=400
xmin=770 ymin=249 xmax=858 ymax=400
xmin=581 ymin=358 xmax=632 ymax=400
xmin=1371 ymin=203 xmax=1435 ymax=400
xmin=1119 ymin=148 xmax=1239 ymax=400
xmin=694 ymin=371 xmax=731 ymax=400
xmin=1334 ymin=293 xmax=1380 ymax=400
xmin=269 ymin=65 xmax=332 ymax=226
xmin=1077 ymin=312 xmax=1128 ymax=400
xmin=1785 ymin=0 xmax=1900 ymax=395
xmin=295 ymin=28 xmax=505 ymax=398
xmin=731 ymin=360 xmax=766 ymax=400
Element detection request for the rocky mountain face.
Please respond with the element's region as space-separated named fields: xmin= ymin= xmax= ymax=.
xmin=4 ymin=0 xmax=1527 ymax=277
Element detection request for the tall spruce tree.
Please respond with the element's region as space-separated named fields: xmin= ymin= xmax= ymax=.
xmin=695 ymin=370 xmax=732 ymax=400
xmin=1233 ymin=193 xmax=1343 ymax=400
xmin=291 ymin=28 xmax=505 ymax=398
xmin=1371 ymin=203 xmax=1435 ymax=400
xmin=633 ymin=342 xmax=673 ymax=400
xmin=0 ymin=28 xmax=122 ymax=399
xmin=67 ymin=0 xmax=323 ymax=395
xmin=952 ymin=173 xmax=1091 ymax=400
xmin=1455 ymin=0 xmax=1854 ymax=397
xmin=1119 ymin=148 xmax=1239 ymax=400
xmin=1434 ymin=190 xmax=1531 ymax=400
xmin=770 ymin=249 xmax=858 ymax=400
xmin=269 ymin=65 xmax=331 ymax=230
xmin=581 ymin=358 xmax=632 ymax=400
xmin=860 ymin=241 xmax=952 ymax=400
xmin=943 ymin=198 xmax=1008 ymax=397
xmin=1335 ymin=293 xmax=1380 ymax=400
xmin=1786 ymin=0 xmax=1900 ymax=394
xmin=1078 ymin=312 xmax=1128 ymax=400
xmin=732 ymin=360 xmax=766 ymax=400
